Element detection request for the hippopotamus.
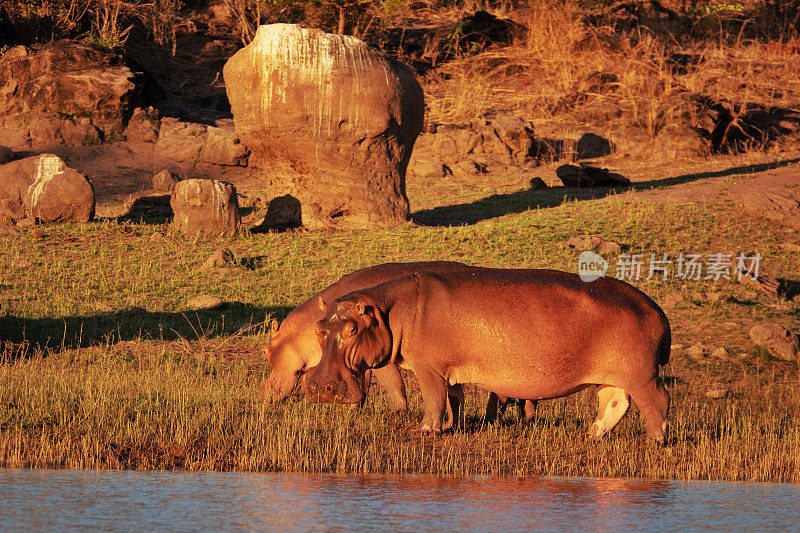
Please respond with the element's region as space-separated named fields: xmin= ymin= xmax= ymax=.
xmin=263 ymin=261 xmax=465 ymax=414
xmin=305 ymin=268 xmax=672 ymax=442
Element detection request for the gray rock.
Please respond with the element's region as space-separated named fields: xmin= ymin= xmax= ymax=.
xmin=224 ymin=24 xmax=423 ymax=229
xmin=153 ymin=169 xmax=180 ymax=193
xmin=200 ymin=247 xmax=235 ymax=270
xmin=255 ymin=194 xmax=302 ymax=232
xmin=0 ymin=153 xmax=95 ymax=224
xmin=563 ymin=234 xmax=622 ymax=254
xmin=188 ymin=294 xmax=224 ymax=310
xmin=749 ymin=323 xmax=798 ymax=361
xmin=201 ymin=126 xmax=249 ymax=166
xmin=529 ymin=177 xmax=547 ymax=190
xmin=171 ymin=179 xmax=240 ymax=237
xmin=576 ymin=133 xmax=614 ymax=159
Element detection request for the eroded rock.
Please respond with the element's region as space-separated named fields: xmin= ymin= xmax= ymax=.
xmin=737 ymin=187 xmax=800 ymax=229
xmin=749 ymin=323 xmax=798 ymax=361
xmin=0 ymin=153 xmax=95 ymax=223
xmin=171 ymin=179 xmax=239 ymax=237
xmin=153 ymin=169 xmax=180 ymax=193
xmin=224 ymin=24 xmax=424 ymax=229
xmin=201 ymin=126 xmax=249 ymax=166
xmin=0 ymin=40 xmax=158 ymax=146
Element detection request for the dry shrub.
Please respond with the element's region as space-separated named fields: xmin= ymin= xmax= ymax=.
xmin=607 ymin=31 xmax=688 ymax=140
xmin=4 ymin=0 xmax=182 ymax=51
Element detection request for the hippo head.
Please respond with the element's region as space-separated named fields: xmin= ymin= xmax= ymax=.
xmin=305 ymin=296 xmax=392 ymax=405
xmin=263 ymin=319 xmax=307 ymax=402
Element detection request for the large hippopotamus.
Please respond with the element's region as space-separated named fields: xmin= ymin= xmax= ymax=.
xmin=305 ymin=268 xmax=672 ymax=442
xmin=263 ymin=261 xmax=464 ymax=413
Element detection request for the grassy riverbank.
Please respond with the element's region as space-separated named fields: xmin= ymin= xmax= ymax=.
xmin=1 ymin=190 xmax=798 ymax=481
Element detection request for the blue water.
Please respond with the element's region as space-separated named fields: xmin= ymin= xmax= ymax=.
xmin=0 ymin=470 xmax=798 ymax=532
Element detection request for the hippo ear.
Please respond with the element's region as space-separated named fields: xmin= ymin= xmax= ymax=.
xmin=270 ymin=319 xmax=279 ymax=335
xmin=351 ymin=297 xmax=391 ymax=369
xmin=318 ymin=297 xmax=327 ymax=311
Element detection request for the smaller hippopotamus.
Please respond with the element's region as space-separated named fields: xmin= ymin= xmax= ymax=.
xmin=485 ymin=393 xmax=537 ymax=423
xmin=263 ymin=261 xmax=465 ymax=419
xmin=305 ymin=268 xmax=672 ymax=442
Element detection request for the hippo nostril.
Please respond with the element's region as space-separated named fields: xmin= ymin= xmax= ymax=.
xmin=325 ymin=384 xmax=334 ymax=393
xmin=308 ymin=383 xmax=318 ymax=394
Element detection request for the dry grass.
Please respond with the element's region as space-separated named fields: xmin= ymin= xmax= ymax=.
xmin=0 ymin=192 xmax=798 ymax=480
xmin=422 ymin=0 xmax=800 ymax=151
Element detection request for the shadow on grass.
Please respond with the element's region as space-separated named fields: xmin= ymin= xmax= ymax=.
xmin=1 ymin=302 xmax=294 ymax=355
xmin=412 ymin=158 xmax=800 ymax=226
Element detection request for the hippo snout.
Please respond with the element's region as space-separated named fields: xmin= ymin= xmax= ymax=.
xmin=306 ymin=378 xmax=340 ymax=403
xmin=305 ymin=375 xmax=364 ymax=405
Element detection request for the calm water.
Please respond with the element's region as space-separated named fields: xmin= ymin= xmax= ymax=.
xmin=0 ymin=470 xmax=798 ymax=532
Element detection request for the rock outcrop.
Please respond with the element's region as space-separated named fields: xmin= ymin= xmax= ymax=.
xmin=0 ymin=40 xmax=158 ymax=147
xmin=0 ymin=154 xmax=95 ymax=224
xmin=750 ymin=323 xmax=798 ymax=361
xmin=409 ymin=113 xmax=615 ymax=180
xmin=171 ymin=179 xmax=240 ymax=237
xmin=224 ymin=24 xmax=424 ymax=229
xmin=737 ymin=187 xmax=800 ymax=229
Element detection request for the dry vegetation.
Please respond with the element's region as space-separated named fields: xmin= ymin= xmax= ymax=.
xmin=1 ymin=0 xmax=799 ymax=480
xmin=0 ymin=196 xmax=798 ymax=481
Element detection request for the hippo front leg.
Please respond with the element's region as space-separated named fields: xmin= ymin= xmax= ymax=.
xmin=372 ymin=365 xmax=408 ymax=412
xmin=414 ymin=370 xmax=448 ymax=434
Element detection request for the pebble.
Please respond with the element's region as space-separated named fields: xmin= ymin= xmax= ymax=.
xmin=705 ymin=388 xmax=729 ymax=399
xmin=188 ymin=294 xmax=223 ymax=310
xmin=711 ymin=347 xmax=729 ymax=359
xmin=200 ymin=247 xmax=235 ymax=270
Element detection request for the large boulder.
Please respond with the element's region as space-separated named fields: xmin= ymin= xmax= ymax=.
xmin=0 ymin=40 xmax=157 ymax=147
xmin=0 ymin=154 xmax=95 ymax=224
xmin=224 ymin=24 xmax=424 ymax=229
xmin=171 ymin=179 xmax=240 ymax=237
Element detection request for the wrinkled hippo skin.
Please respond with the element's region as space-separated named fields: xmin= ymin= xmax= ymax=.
xmin=306 ymin=268 xmax=672 ymax=442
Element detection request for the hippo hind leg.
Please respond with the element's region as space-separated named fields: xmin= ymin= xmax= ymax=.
xmin=629 ymin=378 xmax=671 ymax=444
xmin=589 ymin=385 xmax=630 ymax=439
xmin=442 ymin=384 xmax=465 ymax=431
xmin=484 ymin=392 xmax=509 ymax=424
xmin=520 ymin=399 xmax=538 ymax=421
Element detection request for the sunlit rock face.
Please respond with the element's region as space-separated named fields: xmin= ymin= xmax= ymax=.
xmin=224 ymin=24 xmax=424 ymax=229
